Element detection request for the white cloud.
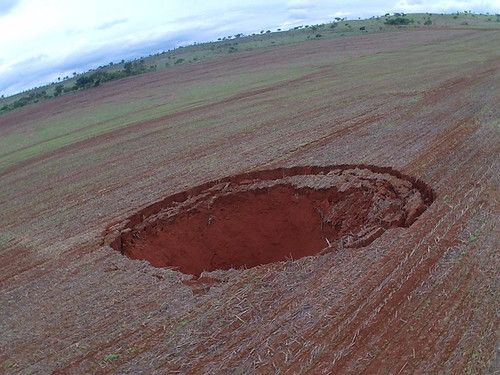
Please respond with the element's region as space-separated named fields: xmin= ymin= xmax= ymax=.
xmin=287 ymin=0 xmax=314 ymax=6
xmin=95 ymin=18 xmax=129 ymax=31
xmin=394 ymin=0 xmax=500 ymax=13
xmin=332 ymin=11 xmax=352 ymax=19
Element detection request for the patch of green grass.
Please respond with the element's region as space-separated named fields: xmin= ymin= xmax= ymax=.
xmin=0 ymin=62 xmax=316 ymax=173
xmin=104 ymin=353 xmax=119 ymax=362
xmin=0 ymin=230 xmax=16 ymax=245
xmin=169 ymin=320 xmax=189 ymax=337
xmin=468 ymin=232 xmax=480 ymax=243
xmin=486 ymin=119 xmax=500 ymax=129
xmin=465 ymin=351 xmax=482 ymax=374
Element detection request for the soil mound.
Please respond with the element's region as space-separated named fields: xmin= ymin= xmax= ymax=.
xmin=103 ymin=165 xmax=434 ymax=276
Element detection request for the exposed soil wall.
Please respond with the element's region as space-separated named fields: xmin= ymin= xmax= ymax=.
xmin=103 ymin=165 xmax=434 ymax=276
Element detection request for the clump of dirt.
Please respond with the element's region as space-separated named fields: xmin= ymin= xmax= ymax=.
xmin=103 ymin=165 xmax=434 ymax=277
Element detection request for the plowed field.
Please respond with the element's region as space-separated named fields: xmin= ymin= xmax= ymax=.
xmin=1 ymin=28 xmax=499 ymax=374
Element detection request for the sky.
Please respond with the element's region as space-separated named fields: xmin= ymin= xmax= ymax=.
xmin=0 ymin=0 xmax=499 ymax=97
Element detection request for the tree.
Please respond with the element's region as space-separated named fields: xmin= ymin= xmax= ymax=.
xmin=54 ymin=84 xmax=64 ymax=96
xmin=124 ymin=62 xmax=132 ymax=76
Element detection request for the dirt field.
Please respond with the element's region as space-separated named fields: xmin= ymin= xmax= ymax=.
xmin=1 ymin=28 xmax=499 ymax=374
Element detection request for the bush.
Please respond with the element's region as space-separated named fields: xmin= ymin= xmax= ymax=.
xmin=384 ymin=17 xmax=412 ymax=25
xmin=75 ymin=76 xmax=94 ymax=89
xmin=62 ymin=85 xmax=76 ymax=93
xmin=54 ymin=84 xmax=64 ymax=96
xmin=123 ymin=59 xmax=147 ymax=76
xmin=7 ymin=90 xmax=49 ymax=110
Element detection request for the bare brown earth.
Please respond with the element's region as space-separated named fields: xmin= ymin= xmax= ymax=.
xmin=1 ymin=28 xmax=499 ymax=374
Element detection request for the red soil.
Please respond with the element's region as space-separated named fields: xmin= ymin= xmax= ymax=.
xmin=109 ymin=166 xmax=432 ymax=277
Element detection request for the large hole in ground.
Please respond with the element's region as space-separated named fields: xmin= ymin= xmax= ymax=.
xmin=103 ymin=165 xmax=434 ymax=277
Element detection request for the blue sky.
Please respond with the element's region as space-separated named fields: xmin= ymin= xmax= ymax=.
xmin=0 ymin=0 xmax=498 ymax=97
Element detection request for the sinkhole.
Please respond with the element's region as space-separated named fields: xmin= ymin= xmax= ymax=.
xmin=103 ymin=165 xmax=434 ymax=277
